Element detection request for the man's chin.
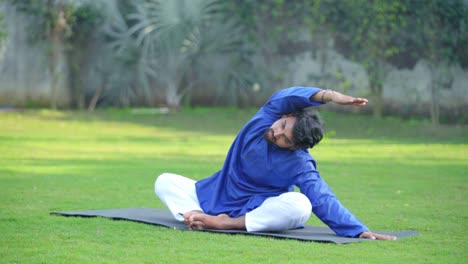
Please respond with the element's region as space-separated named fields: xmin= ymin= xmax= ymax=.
xmin=263 ymin=130 xmax=274 ymax=144
xmin=264 ymin=137 xmax=274 ymax=144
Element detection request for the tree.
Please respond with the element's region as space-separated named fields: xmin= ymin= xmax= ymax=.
xmin=107 ymin=0 xmax=253 ymax=108
xmin=410 ymin=0 xmax=467 ymax=126
xmin=227 ymin=0 xmax=316 ymax=93
xmin=66 ymin=2 xmax=103 ymax=109
xmin=303 ymin=0 xmax=345 ymax=90
xmin=11 ymin=0 xmax=73 ymax=109
xmin=329 ymin=0 xmax=409 ymax=118
xmin=0 ymin=4 xmax=5 ymax=43
xmin=10 ymin=0 xmax=103 ymax=109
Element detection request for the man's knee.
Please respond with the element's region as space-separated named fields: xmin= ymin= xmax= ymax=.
xmin=246 ymin=192 xmax=312 ymax=232
xmin=154 ymin=173 xmax=174 ymax=197
xmin=279 ymin=192 xmax=312 ymax=219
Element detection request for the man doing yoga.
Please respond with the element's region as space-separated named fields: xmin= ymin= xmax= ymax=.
xmin=155 ymin=86 xmax=396 ymax=240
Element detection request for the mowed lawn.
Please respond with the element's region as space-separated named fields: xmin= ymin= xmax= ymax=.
xmin=1 ymin=108 xmax=466 ymax=263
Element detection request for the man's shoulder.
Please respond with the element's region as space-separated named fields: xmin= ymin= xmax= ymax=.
xmin=292 ymin=149 xmax=317 ymax=169
xmin=273 ymin=149 xmax=314 ymax=167
xmin=294 ymin=148 xmax=314 ymax=159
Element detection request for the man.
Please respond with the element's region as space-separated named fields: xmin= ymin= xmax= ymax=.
xmin=155 ymin=87 xmax=396 ymax=240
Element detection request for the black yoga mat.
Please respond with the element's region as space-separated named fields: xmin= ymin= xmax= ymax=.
xmin=51 ymin=207 xmax=418 ymax=244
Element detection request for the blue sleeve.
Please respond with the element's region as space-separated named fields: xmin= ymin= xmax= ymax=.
xmin=264 ymin=87 xmax=323 ymax=116
xmin=295 ymin=168 xmax=369 ymax=237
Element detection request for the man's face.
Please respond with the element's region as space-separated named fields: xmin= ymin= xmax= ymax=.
xmin=264 ymin=115 xmax=297 ymax=149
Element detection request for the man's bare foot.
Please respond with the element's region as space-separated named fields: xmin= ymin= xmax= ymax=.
xmin=183 ymin=210 xmax=246 ymax=230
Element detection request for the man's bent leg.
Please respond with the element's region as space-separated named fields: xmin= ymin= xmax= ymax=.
xmin=154 ymin=173 xmax=203 ymax=221
xmin=245 ymin=192 xmax=312 ymax=232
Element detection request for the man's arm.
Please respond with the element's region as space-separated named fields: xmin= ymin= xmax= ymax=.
xmin=303 ymin=91 xmax=396 ymax=240
xmin=311 ymin=89 xmax=368 ymax=106
xmin=264 ymin=87 xmax=323 ymax=117
xmin=295 ymin=169 xmax=368 ymax=237
xmin=264 ymin=87 xmax=366 ymax=117
xmin=297 ymin=173 xmax=396 ymax=240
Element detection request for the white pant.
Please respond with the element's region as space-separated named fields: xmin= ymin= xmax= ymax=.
xmin=155 ymin=173 xmax=312 ymax=232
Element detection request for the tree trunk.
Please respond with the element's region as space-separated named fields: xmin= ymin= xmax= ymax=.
xmin=166 ymin=82 xmax=182 ymax=108
xmin=47 ymin=1 xmax=69 ymax=109
xmin=49 ymin=34 xmax=62 ymax=109
xmin=429 ymin=67 xmax=440 ymax=127
xmin=372 ymin=84 xmax=383 ymax=119
xmin=88 ymin=84 xmax=106 ymax=111
xmin=370 ymin=61 xmax=385 ymax=119
xmin=68 ymin=57 xmax=85 ymax=109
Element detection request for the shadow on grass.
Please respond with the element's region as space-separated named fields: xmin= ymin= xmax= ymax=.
xmin=23 ymin=108 xmax=253 ymax=136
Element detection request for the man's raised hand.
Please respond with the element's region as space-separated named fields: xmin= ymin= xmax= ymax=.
xmin=330 ymin=91 xmax=368 ymax=107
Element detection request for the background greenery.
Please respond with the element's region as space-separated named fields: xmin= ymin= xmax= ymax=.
xmin=3 ymin=0 xmax=467 ymax=124
xmin=1 ymin=108 xmax=466 ymax=263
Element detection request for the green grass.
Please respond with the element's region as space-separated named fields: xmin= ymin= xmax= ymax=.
xmin=1 ymin=108 xmax=467 ymax=263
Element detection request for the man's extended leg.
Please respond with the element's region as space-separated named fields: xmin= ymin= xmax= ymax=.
xmin=154 ymin=173 xmax=203 ymax=221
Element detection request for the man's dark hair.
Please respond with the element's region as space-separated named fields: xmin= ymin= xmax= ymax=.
xmin=291 ymin=108 xmax=324 ymax=149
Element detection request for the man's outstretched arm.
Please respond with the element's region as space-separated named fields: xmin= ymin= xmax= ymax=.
xmin=299 ymin=174 xmax=397 ymax=240
xmin=311 ymin=89 xmax=368 ymax=106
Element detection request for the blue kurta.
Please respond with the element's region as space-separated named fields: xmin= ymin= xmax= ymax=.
xmin=195 ymin=87 xmax=368 ymax=237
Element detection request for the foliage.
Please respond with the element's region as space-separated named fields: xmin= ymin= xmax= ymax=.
xmin=301 ymin=0 xmax=467 ymax=121
xmin=407 ymin=0 xmax=467 ymax=126
xmin=10 ymin=0 xmax=72 ymax=41
xmin=305 ymin=0 xmax=409 ymax=118
xmin=67 ymin=2 xmax=104 ymax=47
xmin=226 ymin=0 xmax=314 ymax=90
xmin=410 ymin=0 xmax=467 ymax=66
xmin=4 ymin=0 xmax=467 ymax=117
xmin=105 ymin=0 xmax=255 ymax=108
xmin=67 ymin=1 xmax=105 ymax=109
xmin=0 ymin=3 xmax=5 ymax=43
xmin=9 ymin=0 xmax=104 ymax=109
xmin=0 ymin=109 xmax=467 ymax=262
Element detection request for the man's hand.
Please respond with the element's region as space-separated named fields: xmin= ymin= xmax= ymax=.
xmin=359 ymin=231 xmax=397 ymax=240
xmin=329 ymin=91 xmax=368 ymax=106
